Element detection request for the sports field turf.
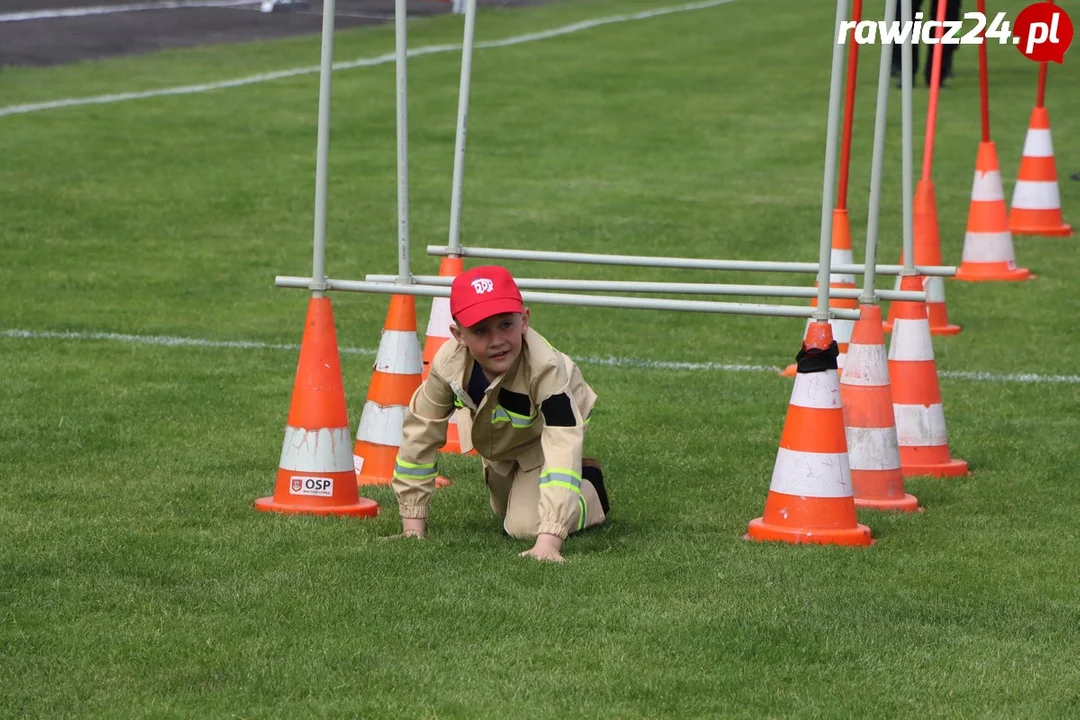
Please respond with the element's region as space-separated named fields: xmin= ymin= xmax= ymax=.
xmin=2 ymin=0 xmax=1079 ymax=716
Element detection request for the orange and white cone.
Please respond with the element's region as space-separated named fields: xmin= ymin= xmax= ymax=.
xmin=421 ymin=256 xmax=473 ymax=459
xmin=956 ymin=141 xmax=1033 ymax=282
xmin=747 ymin=322 xmax=873 ymax=546
xmin=354 ymin=295 xmax=424 ymax=486
xmin=255 ymin=297 xmax=379 ymax=517
xmin=888 ymin=275 xmax=969 ymax=478
xmin=840 ymin=304 xmax=920 ymax=512
xmin=1009 ymin=106 xmax=1072 ymax=238
xmin=781 ymin=209 xmax=857 ymax=377
xmin=885 ymin=180 xmax=961 ymax=336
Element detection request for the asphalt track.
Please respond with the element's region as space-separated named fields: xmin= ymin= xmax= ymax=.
xmin=0 ymin=0 xmax=552 ymax=67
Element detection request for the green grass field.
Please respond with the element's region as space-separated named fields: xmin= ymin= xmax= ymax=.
xmin=3 ymin=0 xmax=1080 ymax=716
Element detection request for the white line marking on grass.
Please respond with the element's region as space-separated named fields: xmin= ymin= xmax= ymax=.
xmin=5 ymin=328 xmax=1080 ymax=385
xmin=0 ymin=0 xmax=737 ymax=118
xmin=0 ymin=0 xmax=258 ymax=22
xmin=220 ymin=5 xmax=394 ymax=19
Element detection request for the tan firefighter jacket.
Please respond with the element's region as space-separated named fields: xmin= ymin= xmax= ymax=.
xmin=391 ymin=327 xmax=598 ymax=539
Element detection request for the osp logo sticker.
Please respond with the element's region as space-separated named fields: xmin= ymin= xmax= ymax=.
xmin=289 ymin=476 xmax=335 ymax=497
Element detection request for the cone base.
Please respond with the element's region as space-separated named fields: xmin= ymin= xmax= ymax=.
xmin=901 ymin=457 xmax=970 ymax=478
xmin=883 ymin=320 xmax=962 ymax=336
xmin=954 ymin=266 xmax=1034 ymax=282
xmin=1010 ymin=223 xmax=1072 ymax=238
xmin=744 ymin=518 xmax=873 ymax=546
xmin=855 ymin=493 xmax=922 ymax=512
xmin=254 ymin=496 xmax=379 ymax=517
xmin=930 ymin=324 xmax=962 ymax=336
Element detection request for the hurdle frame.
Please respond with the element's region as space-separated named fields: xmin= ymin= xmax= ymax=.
xmin=282 ymin=0 xmax=937 ymax=327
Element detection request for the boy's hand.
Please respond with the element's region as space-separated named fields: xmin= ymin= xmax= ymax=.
xmin=380 ymin=517 xmax=426 ymax=541
xmin=519 ymin=533 xmax=565 ymax=563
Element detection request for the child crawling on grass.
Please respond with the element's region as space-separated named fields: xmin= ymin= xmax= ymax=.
xmin=386 ymin=265 xmax=609 ymax=563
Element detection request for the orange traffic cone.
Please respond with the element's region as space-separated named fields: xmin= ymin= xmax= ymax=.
xmin=956 ymin=141 xmax=1033 ymax=282
xmin=781 ymin=208 xmax=858 ymax=377
xmin=354 ymin=294 xmax=424 ymax=486
xmin=840 ymin=304 xmax=920 ymax=512
xmin=421 ymin=256 xmax=474 ymax=459
xmin=255 ymin=297 xmax=379 ymax=517
xmin=885 ymin=180 xmax=961 ymax=336
xmin=746 ymin=322 xmax=873 ymax=546
xmin=888 ymin=275 xmax=969 ymax=477
xmin=1009 ymin=106 xmax=1072 ymax=237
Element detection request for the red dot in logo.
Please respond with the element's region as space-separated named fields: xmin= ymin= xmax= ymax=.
xmin=1013 ymin=2 xmax=1074 ymax=63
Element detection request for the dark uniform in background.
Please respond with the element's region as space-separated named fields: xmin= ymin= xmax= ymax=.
xmin=891 ymin=0 xmax=962 ymax=87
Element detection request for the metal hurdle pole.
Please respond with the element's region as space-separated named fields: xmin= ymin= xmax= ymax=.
xmin=900 ymin=0 xmax=915 ymax=275
xmin=275 ymin=277 xmax=863 ymax=320
xmin=813 ymin=0 xmax=850 ymax=322
xmin=308 ymin=0 xmax=338 ymax=298
xmin=447 ymin=0 xmax=478 ymax=257
xmin=860 ymin=0 xmax=898 ymax=303
xmin=362 ymin=274 xmax=926 ymax=302
xmin=426 ymin=245 xmax=957 ymax=276
xmin=395 ymin=0 xmax=410 ymax=283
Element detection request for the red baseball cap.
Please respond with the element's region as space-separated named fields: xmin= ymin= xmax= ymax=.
xmin=450 ymin=265 xmax=524 ymax=328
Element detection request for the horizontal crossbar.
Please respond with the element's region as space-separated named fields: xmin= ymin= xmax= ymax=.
xmin=364 ymin=274 xmax=927 ymax=302
xmin=275 ymin=277 xmax=864 ymax=320
xmin=426 ymin=245 xmax=957 ymax=277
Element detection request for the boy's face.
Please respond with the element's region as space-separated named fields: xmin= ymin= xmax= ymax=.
xmin=451 ymin=309 xmax=530 ymax=379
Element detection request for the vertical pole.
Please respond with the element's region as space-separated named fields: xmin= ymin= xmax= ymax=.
xmin=1036 ymin=0 xmax=1055 ymax=108
xmin=395 ymin=0 xmax=410 ymax=283
xmin=920 ymin=0 xmax=949 ymax=182
xmin=836 ymin=0 xmax=863 ymax=212
xmin=1036 ymin=62 xmax=1047 ymax=108
xmin=861 ymin=0 xmax=898 ymax=304
xmin=310 ymin=0 xmax=338 ymax=298
xmin=977 ymin=0 xmax=990 ymax=142
xmin=814 ymin=0 xmax=850 ymax=321
xmin=447 ymin=0 xmax=478 ymax=257
xmin=900 ymin=0 xmax=915 ymax=275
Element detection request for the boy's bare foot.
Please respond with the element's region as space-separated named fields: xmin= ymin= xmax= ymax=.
xmin=520 ymin=533 xmax=565 ymax=563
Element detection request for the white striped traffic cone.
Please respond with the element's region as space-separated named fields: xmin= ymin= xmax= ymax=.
xmin=747 ymin=322 xmax=873 ymax=546
xmin=888 ymin=275 xmax=969 ymax=478
xmin=1009 ymin=106 xmax=1072 ymax=237
xmin=956 ymin=141 xmax=1033 ymax=282
xmin=840 ymin=304 xmax=920 ymax=511
xmin=255 ymin=297 xmax=379 ymax=517
xmin=354 ymin=295 xmax=424 ymax=486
